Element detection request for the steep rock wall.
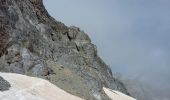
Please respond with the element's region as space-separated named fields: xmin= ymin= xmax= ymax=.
xmin=0 ymin=0 xmax=129 ymax=99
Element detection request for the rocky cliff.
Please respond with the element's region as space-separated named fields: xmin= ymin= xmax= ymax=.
xmin=0 ymin=0 xmax=129 ymax=99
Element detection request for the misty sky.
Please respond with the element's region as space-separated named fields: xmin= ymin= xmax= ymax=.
xmin=43 ymin=0 xmax=170 ymax=98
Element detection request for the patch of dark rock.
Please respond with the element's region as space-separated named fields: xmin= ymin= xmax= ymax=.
xmin=60 ymin=66 xmax=64 ymax=69
xmin=42 ymin=67 xmax=55 ymax=76
xmin=0 ymin=76 xmax=11 ymax=91
xmin=76 ymin=44 xmax=80 ymax=52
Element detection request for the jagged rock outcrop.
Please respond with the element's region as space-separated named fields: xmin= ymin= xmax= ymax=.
xmin=0 ymin=0 xmax=129 ymax=99
xmin=0 ymin=76 xmax=11 ymax=91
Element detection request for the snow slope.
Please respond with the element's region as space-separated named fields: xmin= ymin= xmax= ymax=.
xmin=0 ymin=72 xmax=136 ymax=100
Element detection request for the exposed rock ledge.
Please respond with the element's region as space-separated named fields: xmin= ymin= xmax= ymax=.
xmin=0 ymin=72 xmax=135 ymax=100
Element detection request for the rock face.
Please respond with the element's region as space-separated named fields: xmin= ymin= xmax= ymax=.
xmin=0 ymin=0 xmax=129 ymax=99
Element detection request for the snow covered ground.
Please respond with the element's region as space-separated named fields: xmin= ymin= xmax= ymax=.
xmin=0 ymin=72 xmax=83 ymax=100
xmin=103 ymin=87 xmax=136 ymax=100
xmin=0 ymin=72 xmax=136 ymax=100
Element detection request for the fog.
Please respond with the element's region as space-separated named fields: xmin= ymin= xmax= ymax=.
xmin=44 ymin=0 xmax=170 ymax=99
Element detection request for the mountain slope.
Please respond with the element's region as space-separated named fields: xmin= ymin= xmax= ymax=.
xmin=0 ymin=0 xmax=129 ymax=99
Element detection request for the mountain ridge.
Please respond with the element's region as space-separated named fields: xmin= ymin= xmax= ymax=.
xmin=0 ymin=0 xmax=129 ymax=99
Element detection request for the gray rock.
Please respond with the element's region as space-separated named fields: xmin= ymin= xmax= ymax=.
xmin=0 ymin=0 xmax=129 ymax=99
xmin=0 ymin=76 xmax=11 ymax=91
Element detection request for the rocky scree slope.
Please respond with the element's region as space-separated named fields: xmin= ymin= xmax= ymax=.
xmin=0 ymin=0 xmax=129 ymax=99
